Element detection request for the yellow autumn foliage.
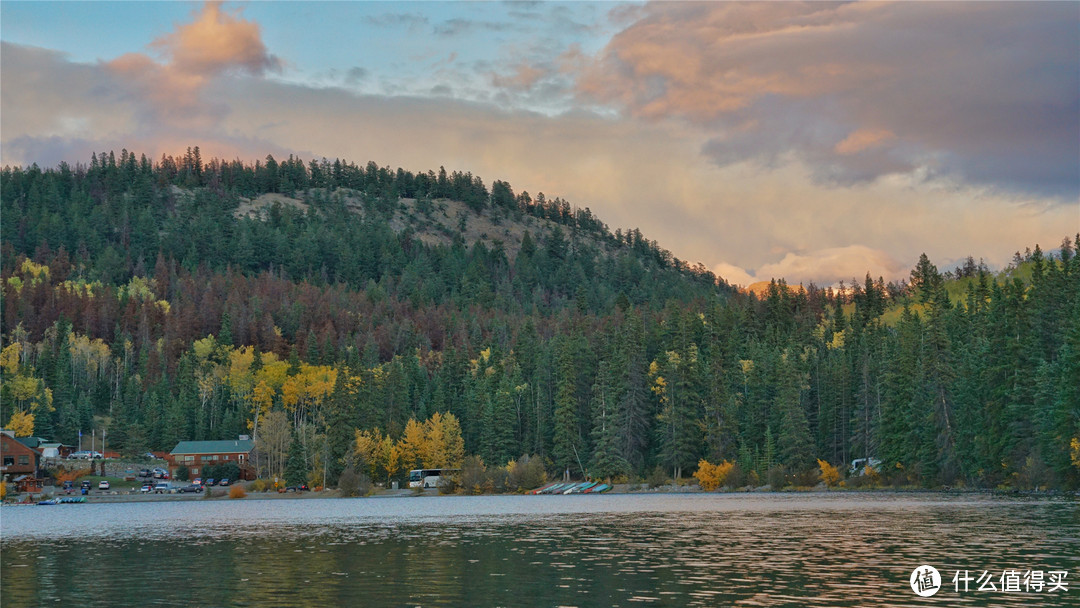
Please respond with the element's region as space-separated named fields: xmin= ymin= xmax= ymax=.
xmin=818 ymin=459 xmax=841 ymax=488
xmin=0 ymin=343 xmax=21 ymax=371
xmin=694 ymin=459 xmax=735 ymax=491
xmin=6 ymin=411 xmax=34 ymax=437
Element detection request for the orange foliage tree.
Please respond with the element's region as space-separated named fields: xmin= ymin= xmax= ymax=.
xmin=817 ymin=459 xmax=841 ymax=489
xmin=694 ymin=459 xmax=735 ymax=491
xmin=55 ymin=468 xmax=93 ymax=484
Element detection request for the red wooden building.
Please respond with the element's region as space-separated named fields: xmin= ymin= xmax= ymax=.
xmin=1 ymin=430 xmax=40 ymax=481
xmin=167 ymin=437 xmax=256 ymax=480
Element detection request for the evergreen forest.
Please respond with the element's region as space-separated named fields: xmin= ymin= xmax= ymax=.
xmin=3 ymin=149 xmax=1078 ymax=490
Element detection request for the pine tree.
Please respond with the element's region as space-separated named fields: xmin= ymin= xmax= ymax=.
xmin=590 ymin=357 xmax=626 ymax=478
xmin=552 ymin=337 xmax=581 ymax=476
xmin=775 ymin=348 xmax=813 ymax=471
xmin=284 ymin=430 xmax=307 ymax=487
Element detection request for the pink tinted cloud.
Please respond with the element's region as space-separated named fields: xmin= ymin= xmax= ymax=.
xmin=716 ymin=245 xmax=909 ymax=288
xmin=152 ymin=1 xmax=280 ymax=78
xmin=104 ymin=1 xmax=279 ymax=128
xmin=834 ymin=128 xmax=895 ymax=156
xmin=577 ymin=1 xmax=1079 ymax=197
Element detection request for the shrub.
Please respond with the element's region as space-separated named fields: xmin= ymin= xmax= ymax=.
xmin=338 ymin=466 xmax=369 ymax=497
xmin=746 ymin=469 xmax=761 ymax=488
xmin=489 ymin=466 xmax=510 ymax=493
xmin=437 ymin=475 xmax=458 ymax=494
xmin=176 ymin=465 xmax=189 ymax=481
xmin=55 ymin=467 xmax=93 ymax=484
xmin=817 ymin=459 xmax=840 ymax=489
xmin=229 ymin=485 xmax=247 ymax=499
xmin=725 ymin=463 xmax=746 ymax=489
xmin=791 ymin=467 xmax=820 ymax=488
xmin=694 ymin=459 xmax=735 ymax=491
xmin=646 ymin=465 xmax=668 ymax=489
xmin=461 ymin=455 xmax=489 ymax=494
xmin=250 ymin=479 xmax=270 ymax=492
xmin=507 ymin=455 xmax=547 ymax=492
xmin=766 ymin=466 xmax=786 ymax=490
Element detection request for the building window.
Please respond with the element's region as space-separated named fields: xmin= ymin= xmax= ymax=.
xmin=224 ymin=455 xmax=230 ymax=460
xmin=18 ymin=455 xmax=29 ymax=465
xmin=191 ymin=468 xmax=199 ymax=475
xmin=185 ymin=455 xmax=195 ymax=462
xmin=2 ymin=456 xmax=13 ymax=466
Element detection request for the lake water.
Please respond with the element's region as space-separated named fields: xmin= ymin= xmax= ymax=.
xmin=1 ymin=492 xmax=1077 ymax=607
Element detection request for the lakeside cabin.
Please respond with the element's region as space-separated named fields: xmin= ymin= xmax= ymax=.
xmin=1 ymin=430 xmax=40 ymax=482
xmin=166 ymin=437 xmax=257 ymax=481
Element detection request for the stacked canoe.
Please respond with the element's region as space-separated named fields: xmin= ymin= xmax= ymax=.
xmin=528 ymin=481 xmax=610 ymax=495
xmin=36 ymin=496 xmax=87 ymax=505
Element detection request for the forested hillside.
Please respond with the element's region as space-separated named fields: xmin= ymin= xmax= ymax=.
xmin=2 ymin=149 xmax=1078 ymax=490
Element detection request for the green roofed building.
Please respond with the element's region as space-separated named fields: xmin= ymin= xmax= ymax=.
xmin=167 ymin=436 xmax=256 ymax=481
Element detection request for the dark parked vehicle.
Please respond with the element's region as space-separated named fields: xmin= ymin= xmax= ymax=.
xmin=80 ymin=480 xmax=92 ymax=490
xmin=205 ymin=478 xmax=216 ymax=486
xmin=283 ymin=484 xmax=310 ymax=492
xmin=139 ymin=469 xmax=152 ymax=478
xmin=63 ymin=480 xmax=74 ymax=492
xmin=178 ymin=484 xmax=203 ymax=493
xmin=218 ymin=479 xmax=230 ymax=486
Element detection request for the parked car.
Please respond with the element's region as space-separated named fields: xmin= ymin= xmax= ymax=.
xmin=283 ymin=484 xmax=310 ymax=492
xmin=178 ymin=484 xmax=203 ymax=493
xmin=63 ymin=480 xmax=74 ymax=491
xmin=192 ymin=478 xmax=202 ymax=486
xmin=68 ymin=451 xmax=91 ymax=460
xmin=140 ymin=484 xmax=153 ymax=493
xmin=88 ymin=451 xmax=104 ymax=459
xmin=98 ymin=480 xmax=110 ymax=490
xmin=80 ymin=480 xmax=92 ymax=490
xmin=218 ymin=478 xmax=230 ymax=486
xmin=144 ymin=452 xmax=159 ymax=460
xmin=205 ymin=478 xmax=216 ymax=486
xmin=152 ymin=467 xmax=169 ymax=479
xmin=154 ymin=483 xmax=170 ymax=494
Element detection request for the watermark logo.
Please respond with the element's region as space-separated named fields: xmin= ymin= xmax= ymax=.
xmin=908 ymin=566 xmax=1070 ymax=596
xmin=911 ymin=565 xmax=942 ymax=597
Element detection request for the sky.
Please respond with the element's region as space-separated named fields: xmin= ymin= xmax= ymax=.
xmin=2 ymin=1 xmax=1078 ymax=287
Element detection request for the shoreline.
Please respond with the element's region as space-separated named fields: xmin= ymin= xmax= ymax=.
xmin=5 ymin=484 xmax=1076 ymax=506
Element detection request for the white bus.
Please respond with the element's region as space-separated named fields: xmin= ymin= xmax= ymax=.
xmin=408 ymin=468 xmax=457 ymax=489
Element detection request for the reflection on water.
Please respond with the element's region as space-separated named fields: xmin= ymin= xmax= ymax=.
xmin=2 ymin=493 xmax=1077 ymax=607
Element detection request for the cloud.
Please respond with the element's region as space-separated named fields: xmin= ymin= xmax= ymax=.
xmin=344 ymin=67 xmax=368 ymax=86
xmin=433 ymin=18 xmax=519 ymax=38
xmin=361 ymin=13 xmax=429 ymax=30
xmin=98 ymin=1 xmax=279 ymax=129
xmin=834 ymin=129 xmax=895 ymax=156
xmin=578 ymin=1 xmax=1080 ymax=198
xmin=716 ymin=245 xmax=908 ymax=288
xmin=491 ymin=63 xmax=547 ymax=91
xmin=151 ymin=1 xmax=280 ymax=78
